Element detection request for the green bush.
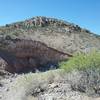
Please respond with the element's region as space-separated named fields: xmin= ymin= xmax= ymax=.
xmin=59 ymin=51 xmax=100 ymax=72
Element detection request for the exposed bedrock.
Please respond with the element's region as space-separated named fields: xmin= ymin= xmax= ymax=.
xmin=0 ymin=39 xmax=72 ymax=73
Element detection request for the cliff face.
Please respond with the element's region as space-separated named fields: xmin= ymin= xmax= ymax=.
xmin=0 ymin=39 xmax=72 ymax=73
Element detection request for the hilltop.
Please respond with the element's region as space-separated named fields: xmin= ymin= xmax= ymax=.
xmin=0 ymin=16 xmax=100 ymax=53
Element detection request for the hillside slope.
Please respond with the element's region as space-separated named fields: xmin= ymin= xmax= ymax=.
xmin=0 ymin=16 xmax=100 ymax=53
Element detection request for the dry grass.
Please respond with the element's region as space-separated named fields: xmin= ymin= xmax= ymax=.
xmin=3 ymin=69 xmax=64 ymax=100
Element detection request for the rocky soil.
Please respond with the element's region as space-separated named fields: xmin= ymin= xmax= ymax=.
xmin=0 ymin=70 xmax=100 ymax=100
xmin=0 ymin=71 xmax=15 ymax=99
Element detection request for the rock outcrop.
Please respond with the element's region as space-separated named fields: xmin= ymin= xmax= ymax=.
xmin=0 ymin=49 xmax=16 ymax=73
xmin=0 ymin=39 xmax=72 ymax=73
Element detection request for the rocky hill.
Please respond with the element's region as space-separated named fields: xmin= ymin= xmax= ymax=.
xmin=0 ymin=16 xmax=100 ymax=54
xmin=0 ymin=16 xmax=100 ymax=100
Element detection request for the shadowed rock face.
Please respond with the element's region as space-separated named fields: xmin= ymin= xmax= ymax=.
xmin=0 ymin=39 xmax=72 ymax=73
xmin=0 ymin=49 xmax=16 ymax=73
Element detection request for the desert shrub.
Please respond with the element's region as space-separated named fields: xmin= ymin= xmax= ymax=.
xmin=59 ymin=51 xmax=100 ymax=72
xmin=59 ymin=51 xmax=100 ymax=95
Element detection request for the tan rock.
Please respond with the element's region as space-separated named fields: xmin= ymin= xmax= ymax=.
xmin=6 ymin=39 xmax=72 ymax=73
